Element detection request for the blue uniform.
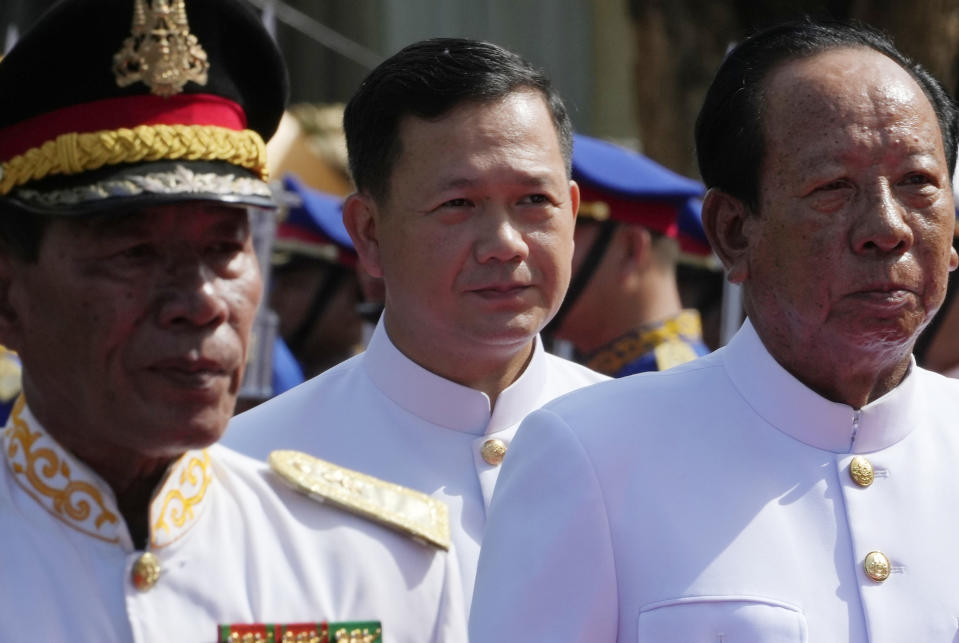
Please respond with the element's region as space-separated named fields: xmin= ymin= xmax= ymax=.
xmin=0 ymin=346 xmax=21 ymax=424
xmin=584 ymin=310 xmax=709 ymax=377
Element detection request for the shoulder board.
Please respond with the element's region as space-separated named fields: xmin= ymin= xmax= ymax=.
xmin=269 ymin=450 xmax=450 ymax=550
xmin=0 ymin=347 xmax=22 ymax=403
xmin=653 ymin=339 xmax=699 ymax=371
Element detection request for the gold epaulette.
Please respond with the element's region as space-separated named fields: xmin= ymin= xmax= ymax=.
xmin=653 ymin=339 xmax=699 ymax=371
xmin=0 ymin=346 xmax=21 ymax=402
xmin=269 ymin=450 xmax=450 ymax=550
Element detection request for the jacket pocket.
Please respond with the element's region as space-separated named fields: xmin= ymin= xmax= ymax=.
xmin=637 ymin=595 xmax=808 ymax=642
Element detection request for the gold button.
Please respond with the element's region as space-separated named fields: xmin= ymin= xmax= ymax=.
xmin=481 ymin=439 xmax=507 ymax=466
xmin=849 ymin=456 xmax=874 ymax=487
xmin=131 ymin=551 xmax=161 ymax=591
xmin=864 ymin=550 xmax=890 ymax=582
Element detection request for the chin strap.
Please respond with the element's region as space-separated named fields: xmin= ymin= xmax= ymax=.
xmin=285 ymin=265 xmax=349 ymax=356
xmin=543 ymin=219 xmax=618 ymax=340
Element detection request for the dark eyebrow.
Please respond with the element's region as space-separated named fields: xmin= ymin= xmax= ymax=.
xmin=515 ymin=175 xmax=555 ymax=188
xmin=436 ymin=178 xmax=475 ymax=191
xmin=435 ymin=173 xmax=559 ymax=192
xmin=71 ymin=210 xmax=149 ymax=238
xmin=208 ymin=213 xmax=251 ymax=237
xmin=72 ymin=205 xmax=249 ymax=239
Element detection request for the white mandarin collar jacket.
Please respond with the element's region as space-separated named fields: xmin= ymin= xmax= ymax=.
xmin=725 ymin=319 xmax=917 ymax=453
xmin=1 ymin=399 xmax=465 ymax=642
xmin=362 ymin=319 xmax=564 ymax=437
xmin=227 ymin=317 xmax=607 ymax=610
xmin=472 ymin=319 xmax=959 ymax=642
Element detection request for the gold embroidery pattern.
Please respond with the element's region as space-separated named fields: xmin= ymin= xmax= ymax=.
xmin=577 ymin=200 xmax=611 ymax=221
xmin=587 ymin=309 xmax=704 ymax=375
xmin=113 ymin=0 xmax=209 ymax=97
xmin=151 ymin=450 xmax=212 ymax=547
xmin=3 ymin=398 xmax=119 ymax=540
xmin=0 ymin=124 xmax=268 ymax=196
xmin=270 ymin=450 xmax=451 ymax=550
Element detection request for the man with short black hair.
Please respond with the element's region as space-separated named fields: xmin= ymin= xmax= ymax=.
xmin=269 ymin=174 xmax=363 ymax=379
xmin=226 ymin=38 xmax=607 ymax=607
xmin=472 ymin=19 xmax=959 ymax=640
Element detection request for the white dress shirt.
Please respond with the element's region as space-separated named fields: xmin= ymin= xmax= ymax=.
xmin=225 ymin=319 xmax=607 ymax=607
xmin=471 ymin=319 xmax=959 ymax=642
xmin=0 ymin=399 xmax=465 ymax=642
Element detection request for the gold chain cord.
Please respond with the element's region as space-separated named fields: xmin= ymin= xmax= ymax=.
xmin=0 ymin=124 xmax=268 ymax=195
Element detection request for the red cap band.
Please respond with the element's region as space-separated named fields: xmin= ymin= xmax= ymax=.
xmin=0 ymin=93 xmax=247 ymax=162
xmin=578 ymin=184 xmax=681 ymax=238
xmin=276 ymin=223 xmax=358 ymax=267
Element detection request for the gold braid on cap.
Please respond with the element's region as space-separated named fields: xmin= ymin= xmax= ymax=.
xmin=0 ymin=124 xmax=268 ymax=196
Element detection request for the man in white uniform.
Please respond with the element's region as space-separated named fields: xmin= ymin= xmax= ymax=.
xmin=226 ymin=38 xmax=607 ymax=607
xmin=471 ymin=19 xmax=959 ymax=642
xmin=0 ymin=1 xmax=464 ymax=641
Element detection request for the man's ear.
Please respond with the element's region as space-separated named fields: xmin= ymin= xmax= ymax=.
xmin=702 ymin=188 xmax=751 ymax=284
xmin=620 ymin=224 xmax=653 ymax=274
xmin=342 ymin=192 xmax=385 ymax=279
xmin=569 ymin=180 xmax=580 ymax=224
xmin=0 ymin=252 xmax=23 ymax=352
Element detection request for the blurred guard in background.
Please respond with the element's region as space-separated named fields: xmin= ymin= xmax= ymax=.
xmin=271 ymin=173 xmax=365 ymax=378
xmin=913 ymin=234 xmax=959 ymax=376
xmin=547 ymin=134 xmax=713 ymax=376
xmin=912 ymin=169 xmax=959 ymax=376
xmin=264 ymin=102 xmax=382 ymax=385
xmin=0 ymin=1 xmax=466 ymax=640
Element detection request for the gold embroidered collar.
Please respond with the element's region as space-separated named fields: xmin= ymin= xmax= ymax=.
xmin=2 ymin=397 xmax=214 ymax=548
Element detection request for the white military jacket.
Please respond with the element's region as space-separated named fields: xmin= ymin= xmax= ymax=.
xmin=226 ymin=319 xmax=607 ymax=607
xmin=0 ymin=399 xmax=465 ymax=643
xmin=471 ymin=319 xmax=959 ymax=642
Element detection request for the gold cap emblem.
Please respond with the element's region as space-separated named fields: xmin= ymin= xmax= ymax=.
xmin=113 ymin=0 xmax=209 ymax=97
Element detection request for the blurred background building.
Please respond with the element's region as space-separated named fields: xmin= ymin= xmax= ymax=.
xmin=5 ymin=0 xmax=958 ymax=183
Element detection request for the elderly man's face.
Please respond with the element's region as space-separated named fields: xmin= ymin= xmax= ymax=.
xmin=743 ymin=47 xmax=958 ymax=366
xmin=2 ymin=203 xmax=262 ymax=457
xmin=352 ymin=90 xmax=578 ymax=366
